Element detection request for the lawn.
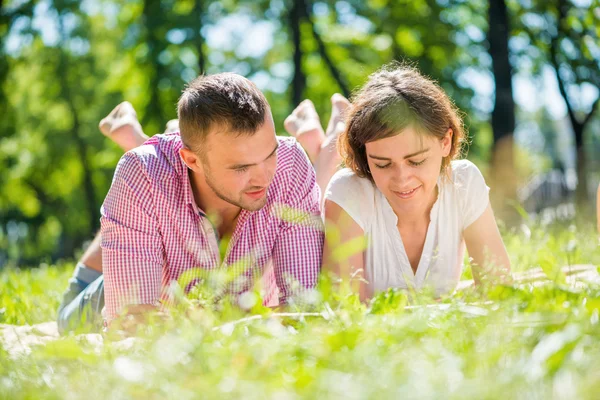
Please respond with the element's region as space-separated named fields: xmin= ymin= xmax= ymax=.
xmin=1 ymin=218 xmax=599 ymax=399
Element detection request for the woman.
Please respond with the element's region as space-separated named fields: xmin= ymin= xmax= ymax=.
xmin=323 ymin=64 xmax=511 ymax=300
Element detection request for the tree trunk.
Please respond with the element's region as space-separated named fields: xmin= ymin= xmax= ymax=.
xmin=289 ymin=0 xmax=306 ymax=106
xmin=550 ymin=0 xmax=599 ymax=211
xmin=194 ymin=0 xmax=206 ymax=75
xmin=488 ymin=0 xmax=518 ymax=224
xmin=142 ymin=0 xmax=166 ymax=132
xmin=56 ymin=18 xmax=99 ymax=237
xmin=304 ymin=0 xmax=350 ymax=98
xmin=574 ymin=126 xmax=588 ymax=206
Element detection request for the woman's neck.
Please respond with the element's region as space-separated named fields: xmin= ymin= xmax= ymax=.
xmin=395 ymin=186 xmax=439 ymax=229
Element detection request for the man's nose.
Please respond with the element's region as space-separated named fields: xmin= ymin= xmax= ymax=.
xmin=251 ymin=162 xmax=273 ymax=187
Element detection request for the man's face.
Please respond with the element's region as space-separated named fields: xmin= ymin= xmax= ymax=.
xmin=199 ymin=112 xmax=279 ymax=211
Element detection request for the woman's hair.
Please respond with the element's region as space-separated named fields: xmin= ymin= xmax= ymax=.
xmin=339 ymin=63 xmax=466 ymax=182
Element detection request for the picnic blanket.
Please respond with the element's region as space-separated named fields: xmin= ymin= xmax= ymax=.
xmin=2 ymin=264 xmax=598 ymax=358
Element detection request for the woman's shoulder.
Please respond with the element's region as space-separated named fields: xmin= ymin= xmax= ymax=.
xmin=450 ymin=158 xmax=481 ymax=175
xmin=445 ymin=159 xmax=490 ymax=229
xmin=325 ymin=168 xmax=375 ymax=196
xmin=324 ymin=168 xmax=376 ymax=230
xmin=448 ymin=159 xmax=486 ymax=189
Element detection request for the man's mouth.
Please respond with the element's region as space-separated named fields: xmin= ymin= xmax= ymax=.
xmin=245 ymin=188 xmax=266 ymax=200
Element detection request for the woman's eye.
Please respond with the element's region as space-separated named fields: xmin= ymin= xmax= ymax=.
xmin=409 ymin=159 xmax=426 ymax=167
xmin=374 ymin=163 xmax=391 ymax=169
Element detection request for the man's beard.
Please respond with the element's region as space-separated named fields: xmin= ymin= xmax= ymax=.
xmin=203 ymin=168 xmax=267 ymax=212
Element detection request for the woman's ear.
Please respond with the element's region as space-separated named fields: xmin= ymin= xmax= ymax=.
xmin=441 ymin=128 xmax=453 ymax=157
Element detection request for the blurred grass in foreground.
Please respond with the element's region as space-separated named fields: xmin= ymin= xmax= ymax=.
xmin=0 ymin=219 xmax=599 ymax=399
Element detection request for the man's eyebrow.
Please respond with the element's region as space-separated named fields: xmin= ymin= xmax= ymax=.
xmin=229 ymin=143 xmax=279 ymax=169
xmin=367 ymin=148 xmax=430 ymax=161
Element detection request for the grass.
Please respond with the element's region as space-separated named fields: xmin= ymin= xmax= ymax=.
xmin=1 ymin=218 xmax=599 ymax=399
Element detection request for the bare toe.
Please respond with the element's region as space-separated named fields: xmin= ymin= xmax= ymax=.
xmin=326 ymin=94 xmax=351 ymax=138
xmin=283 ymin=100 xmax=326 ymax=163
xmin=98 ymin=101 xmax=148 ymax=152
xmin=164 ymin=119 xmax=180 ymax=134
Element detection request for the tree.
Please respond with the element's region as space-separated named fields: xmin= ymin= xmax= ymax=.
xmin=549 ymin=0 xmax=599 ymax=205
xmin=487 ymin=0 xmax=518 ymax=223
xmin=288 ymin=0 xmax=306 ymax=105
xmin=512 ymin=0 xmax=599 ymax=208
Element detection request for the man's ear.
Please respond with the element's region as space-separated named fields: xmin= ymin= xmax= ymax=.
xmin=179 ymin=147 xmax=204 ymax=173
xmin=441 ymin=128 xmax=453 ymax=157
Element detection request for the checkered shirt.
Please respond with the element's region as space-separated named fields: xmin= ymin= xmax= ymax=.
xmin=100 ymin=133 xmax=324 ymax=321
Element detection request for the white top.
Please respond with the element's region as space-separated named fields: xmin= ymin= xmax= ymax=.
xmin=324 ymin=160 xmax=489 ymax=297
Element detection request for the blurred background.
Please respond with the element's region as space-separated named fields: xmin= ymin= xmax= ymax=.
xmin=0 ymin=0 xmax=598 ymax=268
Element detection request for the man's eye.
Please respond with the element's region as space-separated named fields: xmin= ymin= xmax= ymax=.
xmin=234 ymin=166 xmax=249 ymax=173
xmin=409 ymin=159 xmax=426 ymax=166
xmin=374 ymin=163 xmax=391 ymax=169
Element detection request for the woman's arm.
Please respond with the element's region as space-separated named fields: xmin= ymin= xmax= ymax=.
xmin=322 ymin=200 xmax=369 ymax=301
xmin=463 ymin=204 xmax=511 ymax=285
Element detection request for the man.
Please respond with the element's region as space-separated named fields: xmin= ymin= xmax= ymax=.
xmin=57 ymin=73 xmax=349 ymax=333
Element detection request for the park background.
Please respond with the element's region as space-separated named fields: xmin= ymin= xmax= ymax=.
xmin=2 ymin=1 xmax=600 ymax=399
xmin=0 ymin=0 xmax=598 ymax=268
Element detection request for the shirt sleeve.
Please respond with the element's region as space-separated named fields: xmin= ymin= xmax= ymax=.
xmin=271 ymin=141 xmax=324 ymax=305
xmin=324 ymin=169 xmax=374 ymax=231
xmin=455 ymin=160 xmax=490 ymax=230
xmin=100 ymin=152 xmax=165 ymax=322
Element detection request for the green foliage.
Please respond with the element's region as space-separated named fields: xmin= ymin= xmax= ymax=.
xmin=0 ymin=263 xmax=72 ymax=325
xmin=1 ymin=222 xmax=599 ymax=398
xmin=0 ymin=0 xmax=503 ymax=266
xmin=1 ymin=1 xmax=597 ymax=265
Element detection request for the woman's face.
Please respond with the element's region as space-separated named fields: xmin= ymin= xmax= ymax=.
xmin=365 ymin=125 xmax=452 ymax=217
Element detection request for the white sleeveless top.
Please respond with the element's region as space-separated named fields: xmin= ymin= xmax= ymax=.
xmin=324 ymin=160 xmax=489 ymax=297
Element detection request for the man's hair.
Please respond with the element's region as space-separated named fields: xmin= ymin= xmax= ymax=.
xmin=339 ymin=62 xmax=466 ymax=182
xmin=177 ymin=73 xmax=269 ymax=152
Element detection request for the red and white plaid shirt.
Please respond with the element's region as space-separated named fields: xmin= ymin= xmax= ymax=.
xmin=100 ymin=133 xmax=324 ymax=321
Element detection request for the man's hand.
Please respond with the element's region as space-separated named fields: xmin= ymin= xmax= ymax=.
xmin=106 ymin=304 xmax=169 ymax=336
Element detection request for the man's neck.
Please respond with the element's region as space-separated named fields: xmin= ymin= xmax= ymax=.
xmin=189 ymin=170 xmax=241 ymax=236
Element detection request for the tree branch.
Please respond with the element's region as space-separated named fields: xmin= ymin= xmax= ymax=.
xmin=304 ymin=0 xmax=350 ymax=98
xmin=549 ymin=1 xmax=581 ymax=135
xmin=194 ymin=0 xmax=206 ymax=75
xmin=288 ymin=0 xmax=306 ymax=106
xmin=582 ymin=94 xmax=600 ymax=127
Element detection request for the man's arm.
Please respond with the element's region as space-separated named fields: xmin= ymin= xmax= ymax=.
xmin=101 ymin=152 xmax=166 ymax=326
xmin=271 ymin=142 xmax=324 ymax=306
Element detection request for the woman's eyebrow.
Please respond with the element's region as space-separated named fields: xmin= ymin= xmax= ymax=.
xmin=367 ymin=148 xmax=429 ymax=161
xmin=403 ymin=148 xmax=429 ymax=159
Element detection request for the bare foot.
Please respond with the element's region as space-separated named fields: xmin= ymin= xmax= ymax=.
xmin=99 ymin=101 xmax=149 ymax=152
xmin=284 ymin=100 xmax=325 ymax=163
xmin=325 ymin=93 xmax=350 ymax=139
xmin=320 ymin=93 xmax=350 ymax=158
xmin=164 ymin=119 xmax=180 ymax=134
xmin=315 ymin=94 xmax=350 ymax=195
